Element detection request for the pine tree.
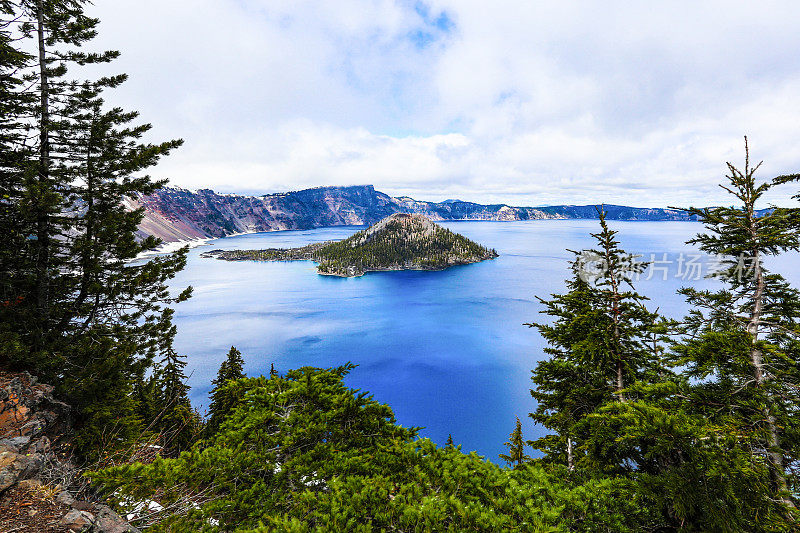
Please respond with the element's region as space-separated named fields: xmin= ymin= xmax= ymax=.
xmin=127 ymin=319 xmax=200 ymax=455
xmin=214 ymin=346 xmax=245 ymax=386
xmin=132 ymin=368 xmax=161 ymax=436
xmin=529 ymin=201 xmax=793 ymax=529
xmin=590 ymin=210 xmax=661 ymax=400
xmin=499 ymin=416 xmax=529 ymax=468
xmin=0 ymin=3 xmax=35 ymax=354
xmin=155 ymin=343 xmax=200 ymax=454
xmin=527 ymin=209 xmax=662 ymax=469
xmin=674 ymin=137 xmax=800 ymax=511
xmin=0 ymin=1 xmax=189 ymax=457
xmin=206 ymin=346 xmax=246 ymax=435
xmin=569 ymin=144 xmax=800 ymax=529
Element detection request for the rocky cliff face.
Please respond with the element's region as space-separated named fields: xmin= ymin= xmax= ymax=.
xmin=132 ymin=185 xmax=695 ymax=243
xmin=130 ymin=185 xmax=399 ymax=242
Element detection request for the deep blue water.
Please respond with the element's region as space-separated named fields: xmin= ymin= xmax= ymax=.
xmin=167 ymin=220 xmax=800 ymax=461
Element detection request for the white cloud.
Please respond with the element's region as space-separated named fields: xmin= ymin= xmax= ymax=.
xmin=88 ymin=0 xmax=800 ymax=206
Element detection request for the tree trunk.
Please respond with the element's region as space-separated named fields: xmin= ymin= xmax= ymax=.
xmin=615 ymin=360 xmax=625 ymax=401
xmin=607 ymin=253 xmax=626 ymax=402
xmin=34 ymin=0 xmax=51 ymax=330
xmin=566 ymin=437 xmax=574 ymax=471
xmin=747 ymin=223 xmax=795 ymax=509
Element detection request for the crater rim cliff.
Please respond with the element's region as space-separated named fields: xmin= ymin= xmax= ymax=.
xmin=129 ymin=184 xmax=696 ymax=243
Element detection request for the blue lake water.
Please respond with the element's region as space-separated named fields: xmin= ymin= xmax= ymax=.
xmin=167 ymin=220 xmax=800 ymax=461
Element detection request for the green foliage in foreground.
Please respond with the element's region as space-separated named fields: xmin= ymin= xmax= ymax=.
xmin=91 ymin=366 xmax=651 ymax=532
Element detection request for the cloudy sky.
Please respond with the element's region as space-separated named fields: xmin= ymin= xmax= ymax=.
xmin=90 ymin=1 xmax=800 ymax=206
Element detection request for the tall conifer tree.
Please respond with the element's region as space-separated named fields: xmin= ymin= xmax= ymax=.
xmin=530 ymin=201 xmax=795 ymax=529
xmin=155 ymin=347 xmax=200 ymax=453
xmin=0 ymin=0 xmax=189 ymax=456
xmin=206 ymin=346 xmax=246 ymax=435
xmin=675 ymin=137 xmax=800 ymax=510
xmin=528 ymin=210 xmax=662 ymax=467
xmin=499 ymin=417 xmax=529 ymax=468
xmin=0 ymin=3 xmax=35 ymax=349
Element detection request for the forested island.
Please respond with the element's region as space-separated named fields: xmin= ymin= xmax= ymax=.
xmin=202 ymin=213 xmax=499 ymax=276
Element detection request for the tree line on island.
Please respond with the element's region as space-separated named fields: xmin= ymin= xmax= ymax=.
xmin=3 ymin=1 xmax=800 ymax=531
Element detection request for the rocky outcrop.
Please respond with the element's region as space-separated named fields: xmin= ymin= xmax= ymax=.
xmin=131 ymin=185 xmax=696 ymax=243
xmin=0 ymin=372 xmax=68 ymax=491
xmin=0 ymin=371 xmax=138 ymax=533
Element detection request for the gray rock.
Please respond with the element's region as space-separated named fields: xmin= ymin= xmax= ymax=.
xmin=0 ymin=449 xmax=44 ymax=492
xmin=0 ymin=450 xmax=26 ymax=491
xmin=57 ymin=489 xmax=77 ymax=507
xmin=3 ymin=436 xmax=31 ymax=450
xmin=19 ymin=452 xmax=44 ymax=479
xmin=0 ymin=372 xmax=138 ymax=532
xmin=0 ymin=440 xmax=20 ymax=454
xmin=20 ymin=418 xmax=45 ymax=438
xmin=73 ymin=500 xmax=94 ymax=511
xmin=31 ymin=435 xmax=50 ymax=454
xmin=93 ymin=504 xmax=142 ymax=533
xmin=60 ymin=508 xmax=93 ymax=531
xmin=22 ymin=372 xmax=37 ymax=387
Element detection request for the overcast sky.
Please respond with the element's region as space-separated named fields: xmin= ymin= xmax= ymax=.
xmin=89 ymin=1 xmax=800 ymax=206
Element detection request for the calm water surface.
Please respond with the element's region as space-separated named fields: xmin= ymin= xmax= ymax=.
xmin=168 ymin=220 xmax=800 ymax=461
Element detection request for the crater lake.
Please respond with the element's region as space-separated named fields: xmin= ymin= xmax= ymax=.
xmin=166 ymin=220 xmax=800 ymax=461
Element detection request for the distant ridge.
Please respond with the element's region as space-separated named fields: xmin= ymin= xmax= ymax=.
xmin=129 ymin=184 xmax=696 ymax=243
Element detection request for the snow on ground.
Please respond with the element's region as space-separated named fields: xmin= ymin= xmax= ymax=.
xmin=133 ymin=237 xmax=212 ymax=260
